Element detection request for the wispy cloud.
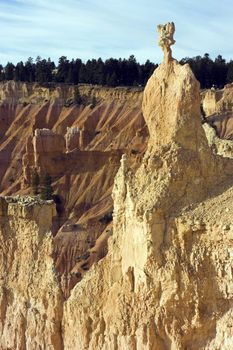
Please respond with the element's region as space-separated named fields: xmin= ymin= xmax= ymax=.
xmin=0 ymin=0 xmax=233 ymax=65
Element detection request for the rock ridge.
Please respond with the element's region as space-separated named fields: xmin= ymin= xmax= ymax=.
xmin=0 ymin=81 xmax=143 ymax=106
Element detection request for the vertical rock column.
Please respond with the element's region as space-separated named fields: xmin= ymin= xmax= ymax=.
xmin=63 ymin=23 xmax=233 ymax=349
xmin=0 ymin=199 xmax=64 ymax=350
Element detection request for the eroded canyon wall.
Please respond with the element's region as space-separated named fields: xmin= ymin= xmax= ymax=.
xmin=1 ymin=23 xmax=233 ymax=350
xmin=61 ymin=23 xmax=233 ymax=349
xmin=0 ymin=197 xmax=63 ymax=350
xmin=0 ymin=82 xmax=147 ymax=298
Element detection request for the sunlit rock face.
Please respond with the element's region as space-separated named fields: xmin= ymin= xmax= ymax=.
xmin=62 ymin=24 xmax=233 ymax=350
xmin=1 ymin=23 xmax=233 ymax=350
xmin=0 ymin=198 xmax=63 ymax=350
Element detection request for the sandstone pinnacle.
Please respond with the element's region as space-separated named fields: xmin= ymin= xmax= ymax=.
xmin=157 ymin=21 xmax=176 ymax=63
xmin=1 ymin=23 xmax=233 ymax=350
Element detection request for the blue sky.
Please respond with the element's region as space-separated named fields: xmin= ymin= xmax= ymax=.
xmin=0 ymin=0 xmax=233 ymax=65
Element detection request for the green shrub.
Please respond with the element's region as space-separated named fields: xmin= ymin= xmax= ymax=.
xmin=31 ymin=169 xmax=40 ymax=195
xmin=74 ymin=86 xmax=82 ymax=105
xmin=40 ymin=173 xmax=53 ymax=200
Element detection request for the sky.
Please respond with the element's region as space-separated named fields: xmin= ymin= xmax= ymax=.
xmin=0 ymin=0 xmax=233 ymax=65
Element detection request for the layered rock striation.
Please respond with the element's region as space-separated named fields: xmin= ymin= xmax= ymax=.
xmin=1 ymin=23 xmax=233 ymax=350
xmin=62 ymin=23 xmax=233 ymax=349
xmin=0 ymin=197 xmax=63 ymax=349
xmin=202 ymin=84 xmax=233 ymax=141
xmin=0 ymin=80 xmax=147 ymax=307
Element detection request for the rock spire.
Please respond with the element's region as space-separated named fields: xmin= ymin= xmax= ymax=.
xmin=157 ymin=21 xmax=175 ymax=63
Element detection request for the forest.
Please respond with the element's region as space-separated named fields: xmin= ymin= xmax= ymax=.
xmin=0 ymin=53 xmax=233 ymax=89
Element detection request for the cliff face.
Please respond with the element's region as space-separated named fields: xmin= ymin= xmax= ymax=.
xmin=0 ymin=197 xmax=63 ymax=350
xmin=1 ymin=28 xmax=233 ymax=348
xmin=61 ymin=25 xmax=233 ymax=349
xmin=202 ymin=84 xmax=233 ymax=116
xmin=202 ymin=84 xmax=233 ymax=141
xmin=0 ymin=81 xmax=145 ymax=196
xmin=0 ymin=81 xmax=147 ymax=297
xmin=0 ymin=81 xmax=143 ymax=107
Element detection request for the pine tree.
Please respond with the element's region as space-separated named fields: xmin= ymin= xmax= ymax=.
xmin=227 ymin=61 xmax=233 ymax=83
xmin=56 ymin=56 xmax=70 ymax=82
xmin=5 ymin=62 xmax=15 ymax=80
xmin=25 ymin=57 xmax=35 ymax=82
xmin=106 ymin=72 xmax=118 ymax=87
xmin=0 ymin=64 xmax=4 ymax=81
xmin=14 ymin=61 xmax=26 ymax=81
xmin=40 ymin=173 xmax=53 ymax=200
xmin=90 ymin=95 xmax=97 ymax=109
xmin=35 ymin=58 xmax=54 ymax=84
xmin=74 ymin=86 xmax=82 ymax=105
xmin=31 ymin=169 xmax=40 ymax=195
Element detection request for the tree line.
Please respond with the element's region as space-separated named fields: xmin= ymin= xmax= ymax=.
xmin=0 ymin=53 xmax=233 ymax=88
xmin=180 ymin=54 xmax=233 ymax=89
xmin=0 ymin=55 xmax=156 ymax=87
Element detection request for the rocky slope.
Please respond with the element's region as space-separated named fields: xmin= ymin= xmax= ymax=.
xmin=0 ymin=197 xmax=63 ymax=350
xmin=202 ymin=84 xmax=233 ymax=140
xmin=0 ymin=80 xmax=147 ymax=297
xmin=1 ymin=22 xmax=233 ymax=348
xmin=62 ymin=23 xmax=233 ymax=349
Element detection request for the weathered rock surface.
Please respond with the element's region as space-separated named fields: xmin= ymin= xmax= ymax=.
xmin=202 ymin=84 xmax=233 ymax=116
xmin=2 ymin=23 xmax=233 ymax=349
xmin=202 ymin=84 xmax=233 ymax=143
xmin=0 ymin=197 xmax=63 ymax=350
xmin=0 ymin=81 xmax=147 ymax=297
xmin=203 ymin=122 xmax=233 ymax=158
xmin=61 ymin=24 xmax=233 ymax=349
xmin=0 ymin=80 xmax=143 ymax=105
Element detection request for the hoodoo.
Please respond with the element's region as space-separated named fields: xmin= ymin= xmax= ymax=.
xmin=1 ymin=23 xmax=233 ymax=350
xmin=63 ymin=23 xmax=233 ymax=349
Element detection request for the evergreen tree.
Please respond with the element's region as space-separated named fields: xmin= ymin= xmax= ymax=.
xmin=78 ymin=64 xmax=87 ymax=83
xmin=2 ymin=53 xmax=233 ymax=88
xmin=40 ymin=173 xmax=53 ymax=200
xmin=74 ymin=86 xmax=82 ymax=105
xmin=56 ymin=56 xmax=70 ymax=83
xmin=31 ymin=169 xmax=40 ymax=195
xmin=126 ymin=55 xmax=139 ymax=86
xmin=140 ymin=60 xmax=157 ymax=85
xmin=35 ymin=57 xmax=54 ymax=84
xmin=5 ymin=62 xmax=15 ymax=80
xmin=106 ymin=72 xmax=118 ymax=87
xmin=104 ymin=58 xmax=120 ymax=86
xmin=14 ymin=61 xmax=26 ymax=81
xmin=25 ymin=57 xmax=35 ymax=82
xmin=95 ymin=58 xmax=105 ymax=85
xmin=85 ymin=59 xmax=94 ymax=83
xmin=90 ymin=95 xmax=97 ymax=109
xmin=213 ymin=55 xmax=227 ymax=88
xmin=227 ymin=61 xmax=233 ymax=83
xmin=66 ymin=59 xmax=75 ymax=84
xmin=73 ymin=58 xmax=82 ymax=84
xmin=0 ymin=64 xmax=4 ymax=81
